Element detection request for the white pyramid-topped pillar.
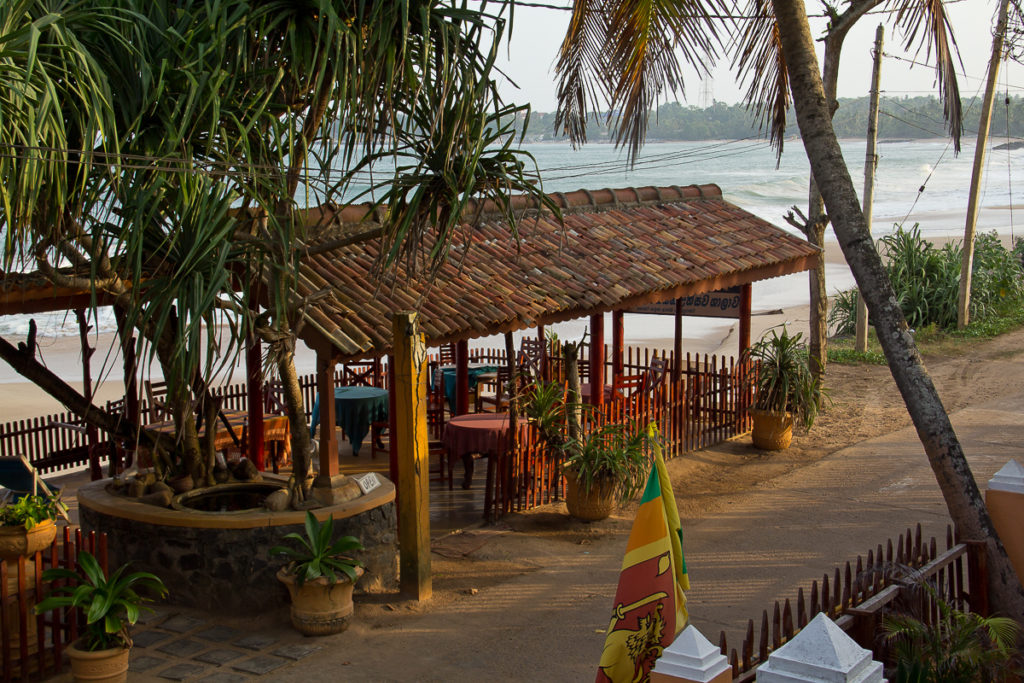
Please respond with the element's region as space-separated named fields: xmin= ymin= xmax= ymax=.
xmin=651 ymin=625 xmax=732 ymax=683
xmin=986 ymin=459 xmax=1024 ymax=588
xmin=756 ymin=613 xmax=883 ymax=683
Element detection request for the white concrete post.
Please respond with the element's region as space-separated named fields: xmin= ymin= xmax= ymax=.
xmin=986 ymin=459 xmax=1024 ymax=588
xmin=756 ymin=613 xmax=883 ymax=683
xmin=651 ymin=625 xmax=731 ymax=683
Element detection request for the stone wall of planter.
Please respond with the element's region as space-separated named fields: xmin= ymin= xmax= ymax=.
xmin=80 ymin=487 xmax=398 ymax=614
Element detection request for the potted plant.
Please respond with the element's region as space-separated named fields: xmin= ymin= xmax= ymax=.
xmin=271 ymin=511 xmax=364 ymax=636
xmin=34 ymin=551 xmax=167 ymax=683
xmin=562 ymin=423 xmax=652 ymax=521
xmin=744 ymin=326 xmax=823 ymax=450
xmin=0 ymin=494 xmax=59 ymax=561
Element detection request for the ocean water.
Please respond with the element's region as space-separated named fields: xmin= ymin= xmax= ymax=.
xmin=5 ymin=137 xmax=1021 ymax=343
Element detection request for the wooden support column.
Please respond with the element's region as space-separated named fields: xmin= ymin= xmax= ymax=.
xmin=739 ymin=283 xmax=752 ymax=358
xmin=246 ymin=332 xmax=265 ymax=470
xmin=114 ymin=308 xmax=139 ymax=471
xmin=76 ymin=310 xmax=102 ymax=480
xmin=537 ymin=325 xmax=548 ymax=380
xmin=314 ymin=353 xmax=339 ymax=486
xmin=673 ymin=298 xmax=683 ymax=383
xmin=392 ymin=312 xmax=432 ymax=601
xmin=612 ymin=310 xmax=624 ymax=380
xmin=387 ymin=356 xmax=398 ymax=487
xmin=589 ymin=313 xmax=605 ymax=406
xmin=455 ymin=339 xmax=470 ymax=415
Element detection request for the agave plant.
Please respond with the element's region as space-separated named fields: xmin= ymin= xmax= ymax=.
xmin=270 ymin=512 xmax=363 ymax=586
xmin=35 ymin=551 xmax=167 ymax=651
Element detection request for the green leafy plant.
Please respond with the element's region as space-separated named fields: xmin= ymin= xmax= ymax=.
xmin=745 ymin=326 xmax=823 ymax=430
xmin=0 ymin=494 xmax=59 ymax=530
xmin=34 ymin=552 xmax=167 ymax=651
xmin=271 ymin=512 xmax=363 ymax=586
xmin=883 ymin=587 xmax=1020 ymax=683
xmin=521 ymin=380 xmax=570 ymax=454
xmin=564 ymin=422 xmax=653 ymax=503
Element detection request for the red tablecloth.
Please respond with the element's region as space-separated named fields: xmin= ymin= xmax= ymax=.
xmin=442 ymin=413 xmax=526 ymax=461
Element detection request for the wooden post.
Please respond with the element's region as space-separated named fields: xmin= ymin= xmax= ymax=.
xmin=673 ymin=298 xmax=683 ymax=383
xmin=455 ymin=339 xmax=470 ymax=415
xmin=959 ymin=0 xmax=1011 ymax=329
xmin=612 ymin=310 xmax=624 ymax=380
xmin=392 ymin=312 xmax=432 ymax=601
xmin=246 ymin=332 xmax=265 ymax=470
xmin=387 ymin=355 xmax=398 ymax=488
xmin=856 ymin=25 xmax=884 ymax=351
xmin=589 ymin=313 xmax=605 ymax=406
xmin=75 ymin=310 xmax=102 ymax=481
xmin=739 ymin=284 xmax=752 ymax=357
xmin=965 ymin=539 xmax=990 ymax=616
xmin=314 ymin=353 xmax=339 ymax=486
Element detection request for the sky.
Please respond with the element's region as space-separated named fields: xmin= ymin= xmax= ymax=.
xmin=492 ymin=0 xmax=1024 ymax=116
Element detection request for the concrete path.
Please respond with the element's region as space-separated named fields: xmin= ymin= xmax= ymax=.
xmin=47 ymin=393 xmax=1023 ymax=682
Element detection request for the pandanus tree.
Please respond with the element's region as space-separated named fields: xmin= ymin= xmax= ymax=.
xmin=0 ymin=0 xmax=554 ymax=496
xmin=554 ymin=0 xmax=1024 ymax=627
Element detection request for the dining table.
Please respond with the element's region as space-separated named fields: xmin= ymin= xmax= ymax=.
xmin=433 ymin=363 xmax=498 ymax=411
xmin=309 ymin=386 xmax=389 ymax=456
xmin=141 ymin=410 xmax=291 ymax=469
xmin=442 ymin=412 xmax=527 ymax=519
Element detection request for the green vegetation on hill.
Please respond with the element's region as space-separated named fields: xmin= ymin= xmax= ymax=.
xmin=519 ymin=96 xmax=1024 ymax=143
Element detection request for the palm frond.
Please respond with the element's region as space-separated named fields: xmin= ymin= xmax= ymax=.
xmin=890 ymin=0 xmax=964 ymax=152
xmin=730 ymin=0 xmax=789 ymax=161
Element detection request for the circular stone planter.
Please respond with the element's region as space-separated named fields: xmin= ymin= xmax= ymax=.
xmin=78 ymin=474 xmax=397 ymax=614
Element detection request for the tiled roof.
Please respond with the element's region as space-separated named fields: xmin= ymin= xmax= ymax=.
xmin=296 ymin=184 xmax=820 ymax=361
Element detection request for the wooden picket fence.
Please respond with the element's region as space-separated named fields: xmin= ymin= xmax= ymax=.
xmin=0 ymin=527 xmax=108 ymax=682
xmin=0 ymin=346 xmax=753 ymax=517
xmin=719 ymin=524 xmax=985 ymax=681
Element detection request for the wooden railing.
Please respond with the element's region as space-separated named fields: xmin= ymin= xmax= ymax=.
xmin=0 ymin=528 xmax=108 ymax=682
xmin=720 ymin=524 xmax=983 ymax=682
xmin=0 ymin=346 xmax=753 ymax=511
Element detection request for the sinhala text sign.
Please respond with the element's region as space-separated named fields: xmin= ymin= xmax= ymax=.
xmin=630 ymin=286 xmax=742 ymax=319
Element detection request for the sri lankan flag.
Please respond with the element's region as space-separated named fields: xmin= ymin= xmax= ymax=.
xmin=596 ymin=432 xmax=689 ymax=683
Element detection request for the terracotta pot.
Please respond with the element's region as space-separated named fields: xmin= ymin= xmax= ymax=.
xmin=0 ymin=519 xmax=56 ymax=562
xmin=277 ymin=565 xmax=363 ymax=636
xmin=563 ymin=470 xmax=617 ymax=521
xmin=749 ymin=408 xmax=794 ymax=451
xmin=66 ymin=639 xmax=130 ymax=683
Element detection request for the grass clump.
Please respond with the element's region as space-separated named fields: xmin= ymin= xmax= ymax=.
xmin=828 ymin=226 xmax=1024 ymax=359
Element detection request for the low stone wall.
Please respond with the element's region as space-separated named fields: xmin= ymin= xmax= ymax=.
xmin=79 ymin=477 xmax=398 ymax=614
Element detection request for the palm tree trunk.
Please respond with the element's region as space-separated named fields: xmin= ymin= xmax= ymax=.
xmin=770 ymin=0 xmax=1024 ymax=623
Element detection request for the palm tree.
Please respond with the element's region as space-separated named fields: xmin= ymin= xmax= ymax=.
xmin=0 ymin=0 xmax=555 ymax=496
xmin=555 ymin=0 xmax=1024 ymax=626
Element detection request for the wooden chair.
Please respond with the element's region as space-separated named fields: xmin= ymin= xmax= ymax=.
xmin=646 ymin=357 xmax=669 ymax=394
xmin=612 ymin=373 xmax=646 ymax=399
xmin=438 ymin=343 xmax=455 ymax=366
xmin=144 ymin=380 xmax=172 ymax=422
xmin=342 ymin=361 xmax=377 ymax=387
xmin=476 ymin=367 xmax=512 ymax=413
xmin=519 ymin=337 xmax=545 ymax=378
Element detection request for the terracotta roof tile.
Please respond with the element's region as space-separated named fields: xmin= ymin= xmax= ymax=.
xmin=294 ymin=183 xmax=820 ymax=361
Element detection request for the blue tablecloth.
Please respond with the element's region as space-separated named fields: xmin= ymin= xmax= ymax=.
xmin=309 ymin=387 xmax=389 ymax=455
xmin=435 ymin=364 xmax=498 ymax=411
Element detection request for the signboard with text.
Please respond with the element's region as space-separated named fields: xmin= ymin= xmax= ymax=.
xmin=630 ymin=286 xmax=742 ymax=319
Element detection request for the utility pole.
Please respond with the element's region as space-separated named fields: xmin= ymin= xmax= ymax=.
xmin=856 ymin=25 xmax=884 ymax=352
xmin=958 ymin=0 xmax=1011 ymax=329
